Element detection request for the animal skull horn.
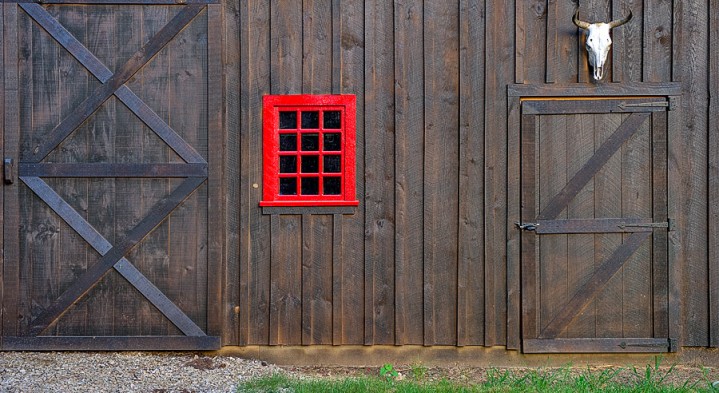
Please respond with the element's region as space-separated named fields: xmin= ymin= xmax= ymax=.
xmin=573 ymin=9 xmax=633 ymax=81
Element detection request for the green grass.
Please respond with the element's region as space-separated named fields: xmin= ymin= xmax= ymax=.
xmin=237 ymin=362 xmax=716 ymax=393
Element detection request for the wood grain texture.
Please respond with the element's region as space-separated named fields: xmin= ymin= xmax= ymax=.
xmin=457 ymin=0 xmax=485 ymax=346
xmin=334 ymin=0 xmax=365 ymax=345
xmin=672 ymin=0 xmax=709 ymax=346
xmin=423 ymin=0 xmax=459 ymax=346
xmin=709 ymin=0 xmax=719 ymax=348
xmin=239 ymin=0 xmax=271 ymax=345
xmin=393 ymin=0 xmax=424 ymax=346
xmin=223 ymin=0 xmax=241 ymax=346
xmin=3 ymin=3 xmax=21 ymax=337
xmin=364 ymin=0 xmax=395 ymax=345
xmin=269 ymin=215 xmax=302 ymax=345
xmin=484 ymin=0 xmax=512 ymax=346
xmin=564 ymin=114 xmax=595 ymax=339
xmin=301 ymin=214 xmax=333 ymax=345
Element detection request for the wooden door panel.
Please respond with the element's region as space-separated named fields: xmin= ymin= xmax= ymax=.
xmin=520 ymin=98 xmax=674 ymax=353
xmin=3 ymin=1 xmax=219 ymax=350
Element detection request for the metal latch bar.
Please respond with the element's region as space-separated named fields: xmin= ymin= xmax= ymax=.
xmin=516 ymin=222 xmax=539 ymax=231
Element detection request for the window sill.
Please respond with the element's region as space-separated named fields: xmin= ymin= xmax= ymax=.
xmin=261 ymin=203 xmax=358 ymax=216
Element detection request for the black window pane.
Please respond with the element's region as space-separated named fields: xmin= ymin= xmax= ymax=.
xmin=323 ymin=133 xmax=341 ymax=151
xmin=323 ymin=111 xmax=341 ymax=129
xmin=279 ymin=111 xmax=297 ymax=129
xmin=279 ymin=178 xmax=297 ymax=195
xmin=301 ymin=156 xmax=319 ymax=173
xmin=301 ymin=177 xmax=319 ymax=195
xmin=323 ymin=155 xmax=341 ymax=173
xmin=324 ymin=177 xmax=341 ymax=195
xmin=280 ymin=134 xmax=297 ymax=151
xmin=301 ymin=111 xmax=319 ymax=129
xmin=301 ymin=134 xmax=319 ymax=151
xmin=280 ymin=156 xmax=297 ymax=173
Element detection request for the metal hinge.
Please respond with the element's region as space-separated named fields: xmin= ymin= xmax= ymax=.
xmin=515 ymin=222 xmax=539 ymax=231
xmin=618 ymin=340 xmax=670 ymax=350
xmin=618 ymin=101 xmax=669 ymax=110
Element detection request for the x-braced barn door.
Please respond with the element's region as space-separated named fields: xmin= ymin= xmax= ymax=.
xmin=2 ymin=0 xmax=221 ymax=350
xmin=516 ymin=89 xmax=680 ymax=353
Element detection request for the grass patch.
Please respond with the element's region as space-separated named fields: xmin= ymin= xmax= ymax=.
xmin=237 ymin=363 xmax=716 ymax=393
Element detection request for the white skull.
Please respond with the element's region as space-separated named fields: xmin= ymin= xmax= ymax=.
xmin=573 ymin=9 xmax=633 ymax=80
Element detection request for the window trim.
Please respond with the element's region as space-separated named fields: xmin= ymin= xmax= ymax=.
xmin=260 ymin=94 xmax=359 ymax=208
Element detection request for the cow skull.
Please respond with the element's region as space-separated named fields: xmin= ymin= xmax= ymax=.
xmin=573 ymin=9 xmax=632 ymax=80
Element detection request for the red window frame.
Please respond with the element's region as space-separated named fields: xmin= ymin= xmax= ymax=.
xmin=260 ymin=94 xmax=358 ymax=207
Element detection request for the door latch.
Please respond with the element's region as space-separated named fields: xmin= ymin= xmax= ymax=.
xmin=515 ymin=222 xmax=539 ymax=231
xmin=3 ymin=158 xmax=14 ymax=185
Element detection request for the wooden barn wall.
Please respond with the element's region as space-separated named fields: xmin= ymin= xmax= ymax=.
xmin=3 ymin=0 xmax=715 ymax=349
xmin=218 ymin=0 xmax=719 ymax=348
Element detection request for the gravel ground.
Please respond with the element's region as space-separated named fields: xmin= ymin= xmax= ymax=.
xmin=0 ymin=352 xmax=282 ymax=393
xmin=1 ymin=352 xmax=718 ymax=392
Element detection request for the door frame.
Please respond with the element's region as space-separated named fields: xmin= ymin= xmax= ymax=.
xmin=506 ymin=83 xmax=682 ymax=352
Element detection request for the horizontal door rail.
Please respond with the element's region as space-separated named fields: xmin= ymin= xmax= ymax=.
xmin=524 ymin=338 xmax=675 ymax=354
xmin=2 ymin=336 xmax=220 ymax=351
xmin=20 ymin=163 xmax=207 ymax=178
xmin=533 ymin=218 xmax=669 ymax=234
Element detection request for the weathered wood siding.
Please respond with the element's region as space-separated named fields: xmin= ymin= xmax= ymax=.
xmin=0 ymin=0 xmax=717 ymax=350
xmin=223 ymin=0 xmax=719 ymax=348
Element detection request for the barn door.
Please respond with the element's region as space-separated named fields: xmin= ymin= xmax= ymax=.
xmin=2 ymin=1 xmax=221 ymax=350
xmin=519 ymin=97 xmax=677 ymax=353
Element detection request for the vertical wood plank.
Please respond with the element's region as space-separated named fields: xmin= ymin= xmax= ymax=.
xmin=564 ymin=113 xmax=595 ymax=338
xmin=207 ymin=3 xmax=224 ymax=339
xmin=269 ymin=215 xmax=302 ymax=345
xmin=652 ymin=110 xmax=669 ymax=339
xmin=303 ymin=0 xmax=331 ymax=95
xmin=3 ymin=3 xmax=20 ymax=337
xmin=334 ymin=0 xmax=365 ymax=345
xmin=331 ymin=213 xmax=342 ymax=344
xmin=394 ymin=0 xmax=424 ymax=345
xmin=271 ymin=0 xmax=302 ymax=95
xmin=672 ymin=0 xmax=709 ymax=346
xmin=458 ymin=0 xmax=485 ymax=346
xmin=642 ymin=0 xmax=672 ymax=82
xmin=667 ymin=95 xmax=682 ymax=345
xmin=514 ymin=1 xmax=524 ymax=83
xmin=507 ymin=96 xmax=521 ymax=349
xmin=484 ymin=0 xmax=512 ymax=346
xmin=709 ymin=0 xmax=719 ymax=348
xmin=423 ymin=0 xmax=459 ymax=345
xmin=547 ymin=0 xmax=579 ymax=83
xmin=364 ymin=0 xmax=395 ymax=345
xmin=538 ymin=115 xmax=568 ymax=337
xmin=593 ymin=113 xmax=623 ymax=339
xmin=520 ymin=114 xmax=538 ymax=341
xmin=240 ymin=0 xmax=271 ymax=345
xmin=611 ymin=0 xmax=642 ymax=82
xmin=301 ymin=214 xmax=333 ymax=344
xmin=521 ymin=0 xmax=547 ymax=84
xmin=223 ymin=0 xmax=241 ymax=345
xmin=0 ymin=2 xmax=4 ymax=336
